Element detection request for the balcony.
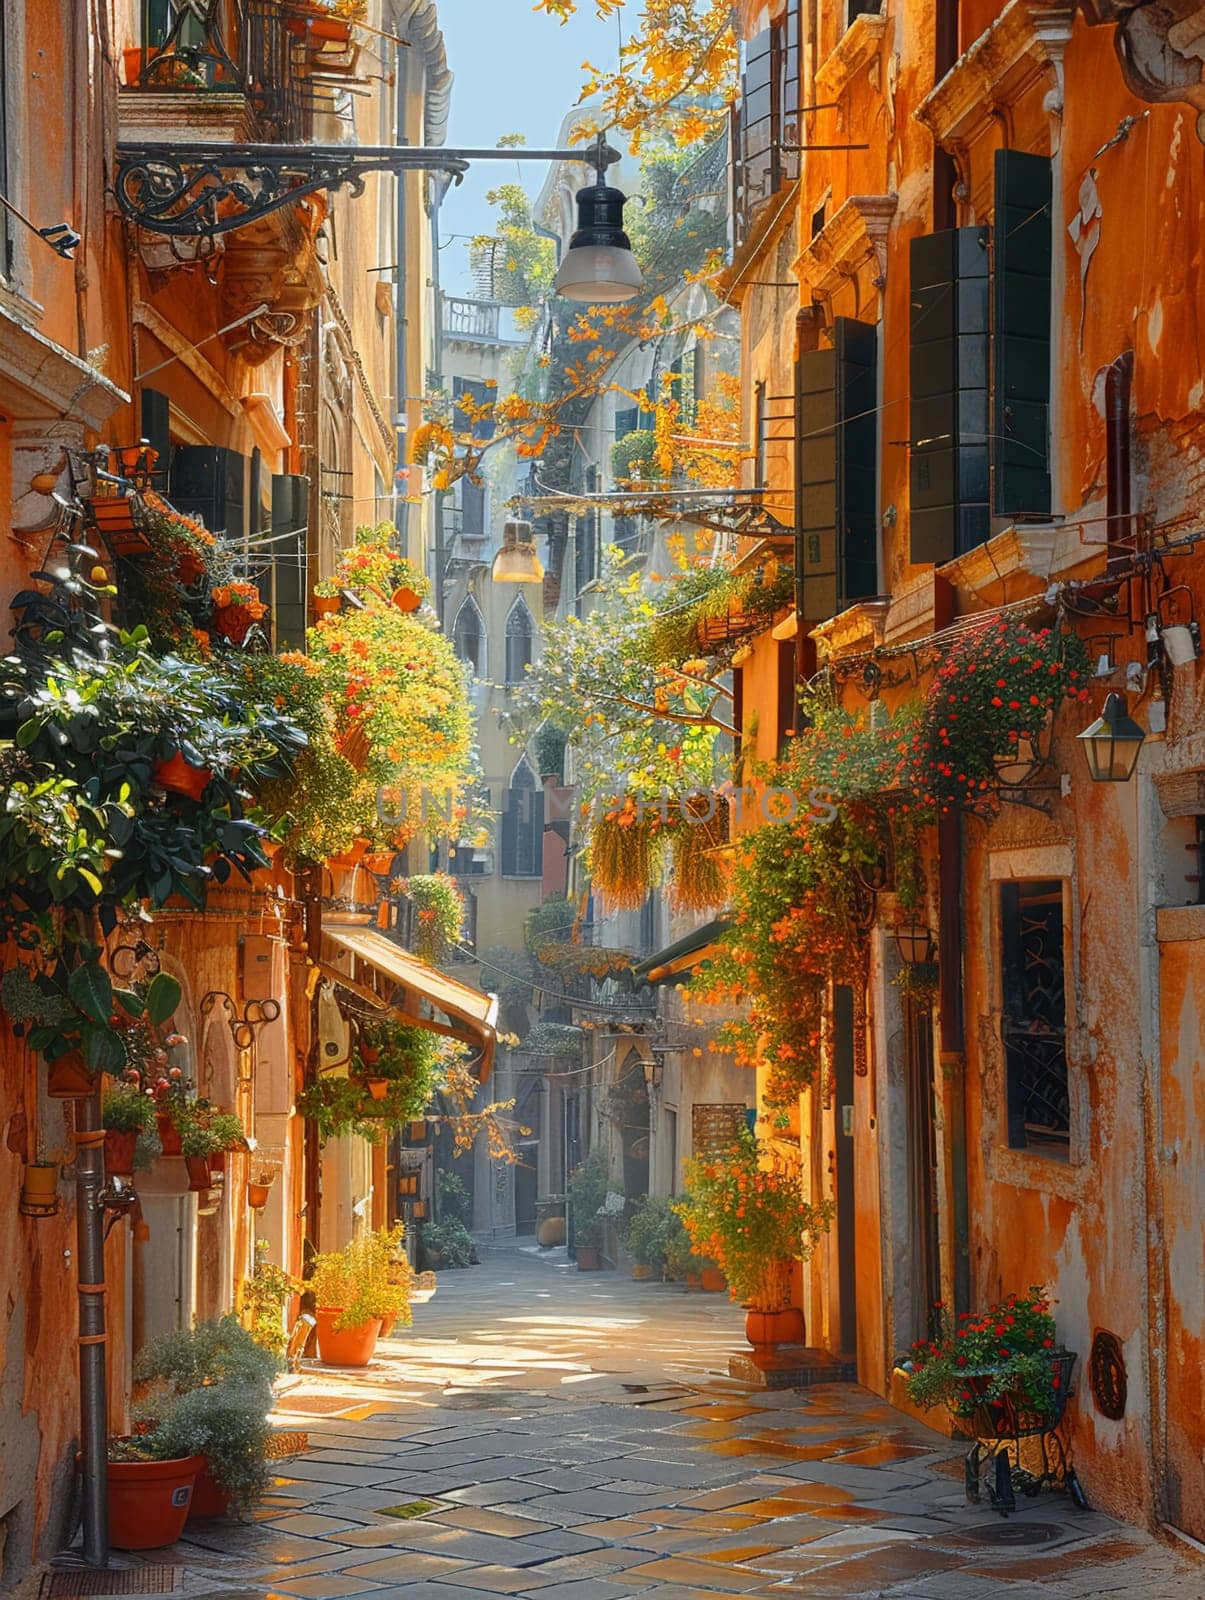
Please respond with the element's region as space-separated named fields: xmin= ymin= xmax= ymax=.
xmin=442 ymin=297 xmax=527 ymax=346
xmin=118 ymin=0 xmax=359 ymax=147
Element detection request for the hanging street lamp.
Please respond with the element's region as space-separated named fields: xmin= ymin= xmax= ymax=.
xmin=553 ymin=176 xmax=643 ymax=303
xmin=893 ymin=920 xmax=936 ymax=967
xmin=492 ymin=520 xmax=544 ymax=585
xmin=1077 ymin=691 xmax=1145 ymax=782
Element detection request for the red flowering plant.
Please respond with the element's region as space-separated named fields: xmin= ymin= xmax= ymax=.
xmin=909 ymin=617 xmax=1091 ymax=810
xmin=905 ymin=1287 xmax=1070 ymax=1426
xmin=673 ymin=1130 xmax=833 ymax=1306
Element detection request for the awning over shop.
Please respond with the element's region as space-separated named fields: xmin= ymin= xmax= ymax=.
xmin=633 ymin=918 xmax=730 ymax=985
xmin=321 ymin=925 xmax=498 ymax=1082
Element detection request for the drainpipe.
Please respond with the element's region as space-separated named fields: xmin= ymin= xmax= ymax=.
xmin=1105 ymin=350 xmax=1134 ymax=576
xmin=395 ymin=45 xmax=410 ymax=556
xmin=430 ymin=179 xmax=446 ymax=624
xmin=75 ymin=1091 xmax=110 ymax=1566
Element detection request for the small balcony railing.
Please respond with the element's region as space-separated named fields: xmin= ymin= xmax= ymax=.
xmin=443 ymin=297 xmax=503 ymax=341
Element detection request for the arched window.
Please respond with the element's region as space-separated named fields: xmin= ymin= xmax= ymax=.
xmin=505 ymin=596 xmax=535 ymax=685
xmin=502 ymin=755 xmax=543 ymax=877
xmin=452 ymin=595 xmax=485 ymax=674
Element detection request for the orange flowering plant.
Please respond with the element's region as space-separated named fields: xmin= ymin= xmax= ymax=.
xmin=674 ymin=1131 xmax=833 ymax=1306
xmin=905 ymin=1288 xmax=1069 ymax=1424
xmin=331 ymin=521 xmax=430 ymax=605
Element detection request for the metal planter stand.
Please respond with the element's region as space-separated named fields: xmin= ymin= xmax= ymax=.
xmin=963 ymin=1351 xmax=1089 ymax=1514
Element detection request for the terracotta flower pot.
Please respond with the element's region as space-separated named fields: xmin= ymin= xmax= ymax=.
xmin=21 ymin=1162 xmax=59 ymax=1207
xmin=330 ymin=838 xmax=369 ymax=869
xmin=154 ymin=749 xmax=212 ymax=802
xmin=247 ymin=1180 xmax=272 ymax=1210
xmin=699 ymin=1267 xmax=727 ymax=1293
xmin=314 ymin=1307 xmax=382 ymax=1367
xmin=185 ymin=1155 xmax=213 ymax=1192
xmin=107 ymin=1448 xmax=204 ymax=1549
xmin=156 ymin=1112 xmax=183 ymax=1157
xmin=187 ymin=1459 xmax=231 ymax=1520
xmin=364 ymin=1077 xmax=389 ymax=1101
xmin=745 ymin=1305 xmax=805 ymax=1348
xmin=47 ymin=1050 xmax=94 ymax=1099
xmin=359 ymin=1044 xmax=382 ymax=1066
xmin=685 ymin=1272 xmax=702 ymax=1290
xmin=210 ymin=1149 xmax=226 ymax=1174
xmin=313 ymin=592 xmax=341 ymax=617
xmin=104 ymin=1129 xmax=138 ymax=1178
xmin=391 ymin=585 xmax=422 ymax=613
xmin=285 ymin=14 xmax=353 ymax=43
xmin=364 ymin=853 xmax=395 ymax=875
xmin=576 ymin=1245 xmax=601 ymax=1271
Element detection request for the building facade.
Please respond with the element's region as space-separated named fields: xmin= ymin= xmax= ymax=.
xmin=719 ymin=0 xmax=1205 ymax=1539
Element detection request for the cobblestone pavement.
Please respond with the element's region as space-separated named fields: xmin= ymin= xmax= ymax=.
xmin=92 ymin=1249 xmax=1205 ymax=1600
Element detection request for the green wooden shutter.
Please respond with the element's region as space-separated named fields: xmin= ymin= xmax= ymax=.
xmin=909 ymin=228 xmax=990 ymax=564
xmin=992 ymin=149 xmax=1052 ymax=517
xmin=796 ymin=317 xmax=878 ymax=622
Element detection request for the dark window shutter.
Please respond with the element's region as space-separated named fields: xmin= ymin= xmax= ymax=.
xmin=780 ymin=6 xmax=800 ymax=183
xmin=461 ymin=476 xmax=485 ymax=539
xmin=992 ymin=149 xmax=1052 ymax=517
xmin=170 ymin=446 xmax=247 ymax=540
xmin=505 ymin=602 xmax=533 ymax=684
xmin=615 ymin=404 xmax=639 ymax=440
xmin=271 ymin=474 xmax=309 ymax=649
xmin=140 ymin=389 xmax=171 ymax=489
xmin=776 ymin=639 xmax=797 ymax=753
xmin=502 ymin=787 xmax=544 ymax=876
xmin=796 ymin=316 xmax=878 ymax=622
xmin=501 ymin=795 xmax=518 ymax=876
xmin=909 ymin=228 xmax=990 ymax=565
xmin=732 ymin=664 xmax=744 ymax=767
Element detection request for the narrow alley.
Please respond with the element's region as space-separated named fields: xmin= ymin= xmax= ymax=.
xmin=90 ymin=1252 xmax=1201 ymax=1600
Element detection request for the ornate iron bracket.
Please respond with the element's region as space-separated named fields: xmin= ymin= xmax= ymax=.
xmin=114 ymin=139 xmax=617 ymax=239
xmin=200 ymin=989 xmax=281 ymax=1053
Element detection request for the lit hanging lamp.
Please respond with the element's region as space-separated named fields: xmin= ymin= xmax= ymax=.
xmin=491 ymin=520 xmax=544 ymax=585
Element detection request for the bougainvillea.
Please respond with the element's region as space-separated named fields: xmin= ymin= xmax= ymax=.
xmin=909 ymin=617 xmax=1090 ymax=809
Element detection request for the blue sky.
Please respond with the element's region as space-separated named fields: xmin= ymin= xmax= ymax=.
xmin=435 ymin=1 xmax=622 ymax=296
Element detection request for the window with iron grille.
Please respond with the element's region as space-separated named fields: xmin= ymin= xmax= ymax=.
xmin=999 ymin=880 xmax=1069 ymax=1154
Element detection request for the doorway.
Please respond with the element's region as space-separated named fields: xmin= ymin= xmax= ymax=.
xmin=904 ymin=999 xmax=942 ymax=1343
xmin=514 ymin=1143 xmax=538 ymax=1235
xmin=832 ymin=986 xmax=857 ymax=1358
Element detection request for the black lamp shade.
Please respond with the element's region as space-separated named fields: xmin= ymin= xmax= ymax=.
xmin=1078 ymin=692 xmax=1145 ymax=782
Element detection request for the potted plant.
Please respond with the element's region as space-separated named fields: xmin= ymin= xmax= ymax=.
xmin=312 ymin=579 xmax=342 ymax=617
xmin=624 ymin=1194 xmax=674 ymax=1280
xmin=240 ymin=1241 xmax=299 ymax=1358
xmin=131 ymin=1315 xmax=277 ymax=1521
xmin=105 ymin=1435 xmax=205 ymax=1548
xmin=675 ymin=1131 xmax=834 ymax=1348
xmin=904 ymin=1288 xmax=1077 ymax=1440
xmin=210 ymin=581 xmax=268 ymax=646
xmin=396 ymin=872 xmax=464 ymax=962
xmin=568 ymin=1148 xmax=613 ymax=1272
xmin=307 ymin=1223 xmax=411 ymax=1365
xmin=102 ymin=1082 xmax=161 ymax=1177
xmin=179 ymin=1108 xmax=244 ymax=1191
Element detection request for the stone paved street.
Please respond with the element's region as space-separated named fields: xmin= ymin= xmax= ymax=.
xmin=134 ymin=1251 xmax=1200 ymax=1600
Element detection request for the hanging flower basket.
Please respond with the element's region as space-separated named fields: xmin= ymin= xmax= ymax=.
xmin=247 ymin=1181 xmax=272 ymax=1210
xmin=153 ymin=749 xmax=212 ymax=802
xmin=962 ymin=1351 xmax=1078 ymax=1440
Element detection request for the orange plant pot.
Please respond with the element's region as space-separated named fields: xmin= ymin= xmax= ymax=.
xmin=185 ymin=1155 xmax=212 ymax=1192
xmin=248 ymin=1181 xmax=272 ymax=1210
xmin=285 ymin=14 xmax=352 ymax=43
xmin=576 ymin=1245 xmax=601 ymax=1272
xmin=107 ymin=1449 xmax=204 ymax=1549
xmin=314 ymin=1307 xmax=382 ymax=1367
xmin=187 ymin=1459 xmax=231 ymax=1520
xmin=745 ymin=1306 xmax=805 ymax=1348
xmin=364 ymin=1077 xmax=389 ymax=1101
xmin=156 ymin=1112 xmax=183 ymax=1156
xmin=154 ymin=749 xmax=212 ymax=802
xmin=313 ymin=593 xmax=341 ymax=617
xmin=699 ymin=1267 xmax=727 ymax=1293
xmin=364 ymin=853 xmax=395 ymax=875
xmin=47 ymin=1051 xmax=94 ymax=1099
xmin=391 ymin=585 xmax=422 ymax=613
xmin=104 ymin=1129 xmax=138 ymax=1178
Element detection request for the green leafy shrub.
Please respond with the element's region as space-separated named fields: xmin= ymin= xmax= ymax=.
xmin=624 ymin=1194 xmax=675 ymax=1269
